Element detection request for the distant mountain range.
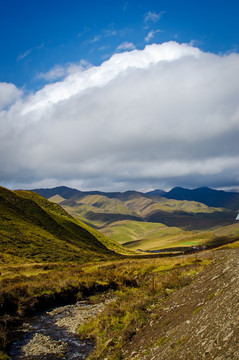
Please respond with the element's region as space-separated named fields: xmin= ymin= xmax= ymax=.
xmin=161 ymin=187 xmax=239 ymax=211
xmin=31 ymin=186 xmax=239 ymax=251
xmin=33 ymin=185 xmax=239 ymax=211
xmin=32 ymin=186 xmax=144 ymax=202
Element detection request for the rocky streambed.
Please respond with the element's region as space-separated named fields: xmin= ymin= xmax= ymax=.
xmin=10 ymin=299 xmax=113 ymax=359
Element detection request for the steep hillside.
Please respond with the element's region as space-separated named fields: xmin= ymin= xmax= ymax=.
xmin=0 ymin=187 xmax=130 ymax=264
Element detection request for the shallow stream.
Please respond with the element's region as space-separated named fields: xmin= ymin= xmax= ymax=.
xmin=9 ymin=302 xmax=96 ymax=360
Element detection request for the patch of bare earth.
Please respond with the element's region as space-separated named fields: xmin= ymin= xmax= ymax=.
xmin=123 ymin=248 xmax=239 ymax=360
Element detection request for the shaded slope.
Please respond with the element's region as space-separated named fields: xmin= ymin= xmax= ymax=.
xmin=165 ymin=186 xmax=239 ymax=211
xmin=145 ymin=209 xmax=234 ymax=230
xmin=0 ymin=187 xmax=130 ymax=264
xmin=33 ymin=186 xmax=124 ymax=201
xmin=33 ymin=186 xmax=144 ymax=202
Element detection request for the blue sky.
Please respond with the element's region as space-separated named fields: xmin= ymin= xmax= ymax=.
xmin=0 ymin=1 xmax=239 ymax=192
xmin=1 ymin=0 xmax=239 ymax=90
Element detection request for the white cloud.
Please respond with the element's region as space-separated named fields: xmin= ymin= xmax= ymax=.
xmin=144 ymin=11 xmax=165 ymax=23
xmin=0 ymin=83 xmax=22 ymax=110
xmin=99 ymin=45 xmax=110 ymax=51
xmin=1 ymin=42 xmax=239 ymax=191
xmin=37 ymin=60 xmax=91 ymax=82
xmin=38 ymin=65 xmax=66 ymax=81
xmin=86 ymin=35 xmax=102 ymax=44
xmin=17 ymin=44 xmax=45 ymax=62
xmin=117 ymin=42 xmax=136 ymax=51
xmin=17 ymin=49 xmax=32 ymax=61
xmin=91 ymin=35 xmax=101 ymax=43
xmin=145 ymin=29 xmax=162 ymax=42
xmin=104 ymin=29 xmax=117 ymax=37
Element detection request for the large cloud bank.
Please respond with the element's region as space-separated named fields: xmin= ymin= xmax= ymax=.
xmin=1 ymin=42 xmax=239 ymax=191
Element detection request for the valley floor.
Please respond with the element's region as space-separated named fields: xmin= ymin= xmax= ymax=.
xmin=1 ymin=247 xmax=238 ymax=360
xmin=123 ymin=248 xmax=239 ymax=360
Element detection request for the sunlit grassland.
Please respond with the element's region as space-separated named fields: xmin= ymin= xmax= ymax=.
xmin=207 ymin=223 xmax=239 ymax=249
xmin=71 ymin=194 xmax=226 ymax=216
xmin=1 ymin=240 xmax=238 ymax=358
xmin=1 ymin=239 xmax=239 ymax=359
xmin=219 ymin=239 xmax=239 ymax=248
xmin=101 ymin=220 xmax=215 ymax=250
xmin=55 ymin=193 xmax=230 ymax=230
xmin=62 ymin=205 xmax=112 ymax=228
xmin=212 ymin=222 xmax=239 ymax=237
xmin=0 ymin=253 xmax=212 ymax=355
xmin=76 ymin=195 xmax=136 ymax=215
xmin=79 ymin=239 xmax=239 ymax=360
xmin=77 ymin=255 xmax=213 ymax=360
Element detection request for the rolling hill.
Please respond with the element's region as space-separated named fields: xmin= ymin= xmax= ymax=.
xmin=32 ymin=186 xmax=239 ymax=251
xmin=100 ymin=220 xmax=215 ymax=251
xmin=0 ymin=186 xmax=131 ymax=264
xmin=33 ymin=186 xmax=236 ymax=227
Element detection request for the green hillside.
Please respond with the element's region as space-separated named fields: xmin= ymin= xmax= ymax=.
xmin=0 ymin=187 xmax=131 ymax=265
xmin=50 ymin=192 xmax=235 ymax=230
xmin=101 ymin=220 xmax=214 ymax=251
xmin=212 ymin=222 xmax=239 ymax=237
xmin=52 ymin=192 xmax=235 ymax=235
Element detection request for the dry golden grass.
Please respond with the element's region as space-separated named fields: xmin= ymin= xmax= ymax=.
xmin=77 ymin=255 xmax=212 ymax=360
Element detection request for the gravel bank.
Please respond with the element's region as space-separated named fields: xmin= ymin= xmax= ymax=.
xmin=11 ymin=298 xmax=114 ymax=359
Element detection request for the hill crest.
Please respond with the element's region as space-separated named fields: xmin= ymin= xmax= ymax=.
xmin=165 ymin=186 xmax=239 ymax=211
xmin=33 ymin=185 xmax=239 ymax=211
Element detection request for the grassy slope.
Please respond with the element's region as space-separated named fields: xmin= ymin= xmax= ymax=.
xmin=101 ymin=220 xmax=214 ymax=250
xmin=59 ymin=193 xmax=229 ymax=217
xmin=212 ymin=222 xmax=239 ymax=236
xmin=0 ymin=187 xmax=131 ymax=265
xmin=51 ymin=193 xmax=234 ymax=227
xmin=16 ymin=190 xmax=133 ymax=256
xmin=53 ymin=194 xmax=142 ymax=229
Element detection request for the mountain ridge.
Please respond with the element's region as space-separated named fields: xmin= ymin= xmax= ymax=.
xmin=32 ymin=185 xmax=239 ymax=211
xmin=164 ymin=186 xmax=239 ymax=211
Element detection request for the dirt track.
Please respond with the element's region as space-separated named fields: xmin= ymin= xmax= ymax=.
xmin=123 ymin=248 xmax=239 ymax=360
